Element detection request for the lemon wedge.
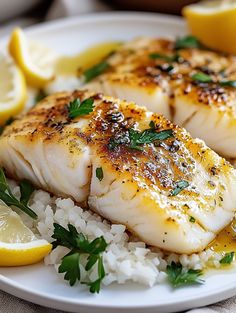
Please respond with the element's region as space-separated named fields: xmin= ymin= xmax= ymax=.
xmin=0 ymin=54 xmax=26 ymax=125
xmin=0 ymin=205 xmax=52 ymax=266
xmin=183 ymin=0 xmax=236 ymax=54
xmin=9 ymin=28 xmax=56 ymax=88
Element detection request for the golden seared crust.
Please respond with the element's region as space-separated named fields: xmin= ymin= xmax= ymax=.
xmin=2 ymin=89 xmax=233 ymax=200
xmin=2 ymin=89 xmax=236 ymax=253
xmin=175 ymin=81 xmax=236 ymax=114
xmin=92 ymin=37 xmax=236 ymax=116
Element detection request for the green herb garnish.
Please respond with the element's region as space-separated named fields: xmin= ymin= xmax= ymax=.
xmin=219 ymin=80 xmax=236 ymax=88
xmin=52 ymin=223 xmax=107 ymax=293
xmin=96 ymin=167 xmax=104 ymax=181
xmin=189 ymin=216 xmax=196 ymax=223
xmin=166 ymin=261 xmax=204 ymax=288
xmin=191 ymin=72 xmax=213 ymax=83
xmin=108 ymin=127 xmax=174 ymax=151
xmin=68 ymin=98 xmax=94 ymax=119
xmin=19 ymin=179 xmax=35 ymax=206
xmin=175 ymin=35 xmax=201 ymax=50
xmin=149 ymin=53 xmax=180 ymax=62
xmin=0 ymin=117 xmax=14 ymax=136
xmin=84 ymin=61 xmax=109 ymax=83
xmin=0 ymin=169 xmax=37 ymax=219
xmin=171 ymin=180 xmax=189 ymax=196
xmin=219 ymin=252 xmax=235 ymax=265
xmin=129 ymin=128 xmax=173 ymax=150
xmin=191 ymin=72 xmax=236 ymax=88
xmin=149 ymin=121 xmax=155 ymax=129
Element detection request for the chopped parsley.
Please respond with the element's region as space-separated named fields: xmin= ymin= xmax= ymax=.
xmin=170 ymin=180 xmax=189 ymax=196
xmin=83 ymin=61 xmax=109 ymax=83
xmin=108 ymin=127 xmax=174 ymax=151
xmin=96 ymin=167 xmax=104 ymax=181
xmin=191 ymin=72 xmax=236 ymax=88
xmin=0 ymin=168 xmax=37 ymax=219
xmin=191 ymin=72 xmax=213 ymax=83
xmin=219 ymin=80 xmax=236 ymax=88
xmin=149 ymin=120 xmax=155 ymax=129
xmin=175 ymin=35 xmax=201 ymax=50
xmin=189 ymin=216 xmax=196 ymax=223
xmin=52 ymin=223 xmax=107 ymax=293
xmin=219 ymin=252 xmax=235 ymax=265
xmin=68 ymin=98 xmax=94 ymax=119
xmin=149 ymin=53 xmax=181 ymax=62
xmin=166 ymin=261 xmax=204 ymax=288
xmin=19 ymin=179 xmax=35 ymax=206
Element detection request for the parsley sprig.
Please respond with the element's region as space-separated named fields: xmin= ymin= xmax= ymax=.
xmin=96 ymin=167 xmax=104 ymax=181
xmin=52 ymin=223 xmax=107 ymax=293
xmin=175 ymin=35 xmax=201 ymax=50
xmin=220 ymin=252 xmax=235 ymax=265
xmin=108 ymin=126 xmax=174 ymax=151
xmin=68 ymin=98 xmax=94 ymax=119
xmin=191 ymin=72 xmax=236 ymax=87
xmin=149 ymin=53 xmax=181 ymax=62
xmin=84 ymin=61 xmax=109 ymax=83
xmin=166 ymin=262 xmax=204 ymax=288
xmin=0 ymin=169 xmax=36 ymax=219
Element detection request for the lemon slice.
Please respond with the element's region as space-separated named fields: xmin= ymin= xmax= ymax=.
xmin=0 ymin=54 xmax=26 ymax=125
xmin=0 ymin=205 xmax=52 ymax=266
xmin=183 ymin=0 xmax=236 ymax=54
xmin=9 ymin=28 xmax=56 ymax=88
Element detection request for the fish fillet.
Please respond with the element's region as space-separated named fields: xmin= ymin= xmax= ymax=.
xmin=86 ymin=37 xmax=236 ymax=158
xmin=0 ymin=90 xmax=236 ymax=254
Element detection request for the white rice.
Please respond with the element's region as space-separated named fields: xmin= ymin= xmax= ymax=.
xmin=9 ymin=180 xmax=224 ymax=288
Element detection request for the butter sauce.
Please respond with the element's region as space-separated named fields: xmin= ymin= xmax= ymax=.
xmin=55 ymin=41 xmax=121 ymax=76
xmin=208 ymin=220 xmax=236 ymax=253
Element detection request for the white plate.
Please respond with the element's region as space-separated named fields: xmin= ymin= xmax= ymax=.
xmin=1 ymin=12 xmax=236 ymax=313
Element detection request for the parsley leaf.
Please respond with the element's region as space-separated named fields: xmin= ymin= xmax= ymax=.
xmin=84 ymin=61 xmax=109 ymax=83
xmin=68 ymin=98 xmax=94 ymax=119
xmin=59 ymin=251 xmax=81 ymax=286
xmin=52 ymin=223 xmax=107 ymax=293
xmin=0 ymin=168 xmax=37 ymax=219
xmin=220 ymin=252 xmax=235 ymax=265
xmin=108 ymin=127 xmax=174 ymax=151
xmin=96 ymin=167 xmax=103 ymax=181
xmin=175 ymin=35 xmax=201 ymax=50
xmin=84 ymin=256 xmax=105 ymax=293
xmin=191 ymin=73 xmax=236 ymax=88
xmin=171 ymin=180 xmax=189 ymax=196
xmin=189 ymin=216 xmax=196 ymax=223
xmin=166 ymin=262 xmax=204 ymax=288
xmin=219 ymin=80 xmax=236 ymax=88
xmin=19 ymin=180 xmax=35 ymax=206
xmin=149 ymin=53 xmax=180 ymax=62
xmin=191 ymin=72 xmax=213 ymax=83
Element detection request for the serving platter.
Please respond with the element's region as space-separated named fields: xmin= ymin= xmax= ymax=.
xmin=1 ymin=12 xmax=236 ymax=313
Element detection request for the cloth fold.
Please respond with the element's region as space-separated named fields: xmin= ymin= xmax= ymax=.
xmin=0 ymin=0 xmax=235 ymax=312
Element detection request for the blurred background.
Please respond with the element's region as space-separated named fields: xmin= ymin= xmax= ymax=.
xmin=0 ymin=0 xmax=197 ymax=36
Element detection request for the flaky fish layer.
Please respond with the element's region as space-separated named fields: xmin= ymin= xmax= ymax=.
xmin=1 ymin=90 xmax=236 ymax=253
xmin=86 ymin=37 xmax=236 ymax=158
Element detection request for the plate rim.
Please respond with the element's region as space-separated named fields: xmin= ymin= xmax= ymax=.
xmin=1 ymin=11 xmax=236 ymax=313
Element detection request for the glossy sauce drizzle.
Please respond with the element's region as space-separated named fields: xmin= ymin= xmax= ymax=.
xmin=208 ymin=220 xmax=236 ymax=253
xmin=55 ymin=41 xmax=121 ymax=76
